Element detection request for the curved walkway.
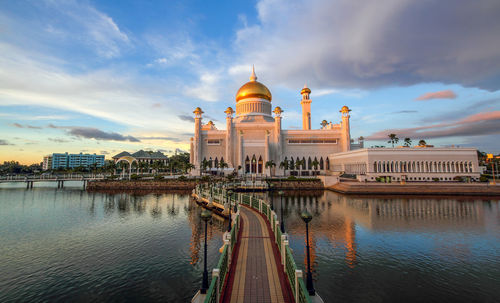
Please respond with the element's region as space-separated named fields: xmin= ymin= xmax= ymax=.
xmin=222 ymin=206 xmax=293 ymax=303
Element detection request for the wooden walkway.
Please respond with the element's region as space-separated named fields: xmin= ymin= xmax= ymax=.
xmin=222 ymin=206 xmax=293 ymax=303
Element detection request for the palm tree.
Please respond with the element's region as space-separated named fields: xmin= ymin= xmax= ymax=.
xmin=295 ymin=159 xmax=304 ymax=176
xmin=265 ymin=160 xmax=276 ymax=176
xmin=185 ymin=163 xmax=195 ymax=174
xmin=201 ymin=159 xmax=209 ymax=176
xmin=152 ymin=160 xmax=163 ymax=174
xmin=312 ymin=159 xmax=319 ymax=175
xmin=138 ymin=161 xmax=147 ymax=174
xmin=279 ymin=159 xmax=289 ymax=176
xmin=418 ymin=139 xmax=427 ymax=146
xmin=388 ymin=133 xmax=399 ymax=147
xmin=218 ymin=159 xmax=228 ymax=176
xmin=404 ymin=137 xmax=412 ymax=147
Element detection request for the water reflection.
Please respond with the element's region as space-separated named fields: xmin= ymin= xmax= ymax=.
xmin=270 ymin=191 xmax=500 ymax=302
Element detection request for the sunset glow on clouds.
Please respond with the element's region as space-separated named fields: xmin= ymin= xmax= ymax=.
xmin=0 ymin=0 xmax=500 ymax=164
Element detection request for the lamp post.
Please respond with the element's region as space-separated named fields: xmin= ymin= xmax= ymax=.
xmin=227 ymin=189 xmax=233 ymax=232
xmin=301 ymin=210 xmax=315 ymax=296
xmin=200 ymin=209 xmax=212 ymax=294
xmin=279 ymin=190 xmax=285 ymax=232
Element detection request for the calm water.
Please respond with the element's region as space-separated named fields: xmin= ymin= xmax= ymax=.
xmin=1 ymin=182 xmax=499 ymax=302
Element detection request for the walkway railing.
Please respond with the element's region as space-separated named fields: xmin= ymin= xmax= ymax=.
xmin=193 ymin=184 xmax=313 ymax=303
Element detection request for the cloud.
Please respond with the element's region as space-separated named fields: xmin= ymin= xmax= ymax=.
xmin=366 ymin=111 xmax=500 ymax=140
xmin=48 ymin=124 xmax=140 ymax=142
xmin=48 ymin=138 xmax=70 ymax=143
xmin=138 ymin=136 xmax=182 ymax=142
xmin=415 ymin=90 xmax=457 ymax=101
xmin=178 ymin=114 xmax=195 ymax=122
xmin=11 ymin=123 xmax=42 ymax=129
xmin=0 ymin=139 xmax=12 ymax=145
xmin=233 ymin=0 xmax=500 ymax=90
xmin=391 ymin=110 xmax=418 ymax=114
xmin=45 ymin=0 xmax=130 ymax=58
xmin=68 ymin=127 xmax=140 ymax=142
xmin=99 ymin=150 xmax=109 ymax=155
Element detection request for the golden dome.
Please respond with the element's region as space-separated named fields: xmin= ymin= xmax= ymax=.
xmin=235 ymin=67 xmax=272 ymax=102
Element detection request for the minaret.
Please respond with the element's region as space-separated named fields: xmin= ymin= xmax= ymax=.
xmin=340 ymin=106 xmax=351 ymax=152
xmin=193 ymin=107 xmax=204 ymax=172
xmin=224 ymin=107 xmax=234 ymax=168
xmin=273 ymin=106 xmax=283 ymax=172
xmin=300 ymin=84 xmax=312 ymax=130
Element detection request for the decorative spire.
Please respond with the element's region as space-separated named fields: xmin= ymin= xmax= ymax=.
xmin=250 ymin=65 xmax=257 ymax=82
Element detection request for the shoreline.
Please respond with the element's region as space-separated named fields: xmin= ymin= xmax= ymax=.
xmin=85 ymin=179 xmax=500 ymax=196
xmin=328 ymin=182 xmax=500 ymax=196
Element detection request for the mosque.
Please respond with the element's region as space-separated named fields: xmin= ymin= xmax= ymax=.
xmin=189 ymin=67 xmax=481 ymax=182
xmin=189 ymin=67 xmax=354 ymax=176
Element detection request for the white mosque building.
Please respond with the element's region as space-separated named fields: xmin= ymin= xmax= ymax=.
xmin=189 ymin=68 xmax=353 ymax=176
xmin=189 ymin=68 xmax=480 ymax=181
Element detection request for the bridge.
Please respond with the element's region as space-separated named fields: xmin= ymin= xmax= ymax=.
xmin=191 ymin=184 xmax=323 ymax=303
xmin=0 ymin=174 xmax=105 ymax=189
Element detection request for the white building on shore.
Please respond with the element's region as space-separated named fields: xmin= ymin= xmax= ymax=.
xmin=329 ymin=147 xmax=480 ymax=182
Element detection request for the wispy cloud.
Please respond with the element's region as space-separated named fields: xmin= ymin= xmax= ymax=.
xmin=48 ymin=124 xmax=140 ymax=142
xmin=391 ymin=110 xmax=418 ymax=114
xmin=11 ymin=123 xmax=42 ymax=129
xmin=45 ymin=0 xmax=130 ymax=58
xmin=48 ymin=138 xmax=70 ymax=143
xmin=178 ymin=114 xmax=195 ymax=122
xmin=366 ymin=111 xmax=500 ymax=140
xmin=0 ymin=139 xmax=12 ymax=145
xmin=415 ymin=90 xmax=457 ymax=101
xmin=138 ymin=136 xmax=182 ymax=142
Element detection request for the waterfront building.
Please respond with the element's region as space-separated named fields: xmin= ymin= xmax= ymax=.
xmin=42 ymin=152 xmax=105 ymax=170
xmin=329 ymin=147 xmax=480 ymax=182
xmin=189 ymin=67 xmax=352 ymax=176
xmin=42 ymin=155 xmax=52 ymax=170
xmin=112 ymin=150 xmax=168 ymax=165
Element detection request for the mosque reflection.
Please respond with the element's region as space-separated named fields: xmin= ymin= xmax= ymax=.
xmin=274 ymin=191 xmax=492 ymax=270
xmin=93 ymin=189 xmax=496 ymax=272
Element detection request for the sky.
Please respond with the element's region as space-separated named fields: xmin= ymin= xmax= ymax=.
xmin=1 ymin=0 xmax=500 ymax=164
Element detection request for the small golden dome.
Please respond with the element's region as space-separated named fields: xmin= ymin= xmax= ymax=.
xmin=235 ymin=67 xmax=272 ymax=102
xmin=340 ymin=105 xmax=351 ymax=113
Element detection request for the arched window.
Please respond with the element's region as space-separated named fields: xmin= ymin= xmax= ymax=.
xmin=251 ymin=155 xmax=257 ymax=173
xmin=374 ymin=161 xmax=378 ymax=173
xmin=320 ymin=157 xmax=324 ymax=170
xmin=245 ymin=156 xmax=250 ymax=173
xmin=302 ymin=157 xmax=306 ymax=170
xmin=308 ymin=157 xmax=312 ymax=170
xmin=326 ymin=157 xmax=330 ymax=170
xmin=258 ymin=156 xmax=263 ymax=174
xmin=214 ymin=157 xmax=218 ymax=169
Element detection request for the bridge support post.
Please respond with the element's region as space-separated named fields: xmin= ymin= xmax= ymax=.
xmin=259 ymin=199 xmax=262 ymax=213
xmin=295 ymin=270 xmax=303 ymax=303
xmin=281 ymin=235 xmax=289 ymax=268
xmin=26 ymin=181 xmax=29 ymax=189
xmin=30 ymin=181 xmax=33 ymax=189
xmin=212 ymin=269 xmax=220 ymax=303
xmin=224 ymin=233 xmax=231 ymax=265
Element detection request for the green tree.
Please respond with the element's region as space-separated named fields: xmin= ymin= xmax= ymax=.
xmin=265 ymin=160 xmax=276 ymax=176
xmin=295 ymin=159 xmax=304 ymax=176
xmin=201 ymin=159 xmax=209 ymax=175
xmin=279 ymin=159 xmax=289 ymax=176
xmin=418 ymin=139 xmax=427 ymax=146
xmin=312 ymin=159 xmax=319 ymax=175
xmin=404 ymin=137 xmax=412 ymax=147
xmin=388 ymin=134 xmax=399 ymax=147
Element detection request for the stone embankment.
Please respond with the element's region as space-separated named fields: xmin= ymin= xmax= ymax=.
xmin=86 ymin=180 xmax=198 ymax=191
xmin=268 ymin=179 xmax=324 ymax=190
xmin=329 ymin=182 xmax=500 ymax=196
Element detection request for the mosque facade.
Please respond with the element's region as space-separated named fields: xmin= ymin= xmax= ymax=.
xmin=189 ymin=68 xmax=353 ymax=176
